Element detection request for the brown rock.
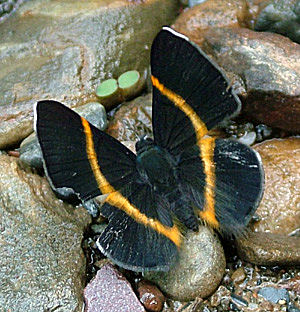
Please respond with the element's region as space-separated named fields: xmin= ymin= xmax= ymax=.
xmin=84 ymin=263 xmax=145 ymax=312
xmin=107 ymin=93 xmax=153 ymax=142
xmin=231 ymin=267 xmax=246 ymax=284
xmin=173 ymin=0 xmax=250 ymax=46
xmin=137 ymin=280 xmax=165 ymax=312
xmin=252 ymin=138 xmax=300 ymax=235
xmin=202 ymin=27 xmax=300 ymax=132
xmin=236 ymin=231 xmax=300 ymax=265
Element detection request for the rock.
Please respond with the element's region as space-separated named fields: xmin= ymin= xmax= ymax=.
xmin=19 ymin=101 xmax=107 ymax=171
xmin=137 ymin=280 xmax=165 ymax=312
xmin=107 ymin=93 xmax=153 ymax=142
xmin=0 ymin=154 xmax=91 ymax=311
xmin=145 ymin=226 xmax=226 ymax=301
xmin=255 ymin=0 xmax=300 ymax=44
xmin=84 ymin=263 xmax=145 ymax=312
xmin=231 ymin=267 xmax=246 ymax=284
xmin=236 ymin=231 xmax=300 ymax=265
xmin=251 ymin=138 xmax=300 ymax=235
xmin=202 ymin=27 xmax=300 ymax=132
xmin=0 ymin=0 xmax=180 ymax=149
xmin=258 ymin=287 xmax=290 ymax=304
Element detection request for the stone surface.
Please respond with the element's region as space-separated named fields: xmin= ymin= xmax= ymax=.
xmin=84 ymin=263 xmax=145 ymax=312
xmin=255 ymin=0 xmax=300 ymax=43
xmin=258 ymin=287 xmax=290 ymax=304
xmin=145 ymin=226 xmax=226 ymax=301
xmin=202 ymin=27 xmax=300 ymax=132
xmin=173 ymin=0 xmax=250 ymax=46
xmin=237 ymin=231 xmax=300 ymax=265
xmin=0 ymin=154 xmax=91 ymax=311
xmin=252 ymin=138 xmax=300 ymax=235
xmin=137 ymin=280 xmax=165 ymax=312
xmin=0 ymin=0 xmax=180 ymax=149
xmin=107 ymin=93 xmax=153 ymax=142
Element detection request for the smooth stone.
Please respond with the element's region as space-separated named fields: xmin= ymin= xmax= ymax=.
xmin=0 ymin=154 xmax=91 ymax=311
xmin=145 ymin=226 xmax=226 ymax=301
xmin=252 ymin=138 xmax=300 ymax=235
xmin=201 ymin=27 xmax=300 ymax=132
xmin=19 ymin=101 xmax=107 ymax=171
xmin=0 ymin=0 xmax=180 ymax=149
xmin=84 ymin=263 xmax=145 ymax=312
xmin=236 ymin=131 xmax=256 ymax=145
xmin=236 ymin=231 xmax=300 ymax=265
xmin=255 ymin=0 xmax=300 ymax=43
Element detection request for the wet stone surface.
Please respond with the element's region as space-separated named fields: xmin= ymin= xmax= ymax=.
xmin=0 ymin=154 xmax=91 ymax=311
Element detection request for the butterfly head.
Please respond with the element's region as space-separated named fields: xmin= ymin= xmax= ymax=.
xmin=135 ymin=135 xmax=155 ymax=155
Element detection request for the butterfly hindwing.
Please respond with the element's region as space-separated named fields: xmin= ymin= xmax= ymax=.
xmin=97 ymin=181 xmax=181 ymax=272
xmin=35 ymin=100 xmax=138 ymax=201
xmin=151 ymin=27 xmax=241 ymax=155
xmin=177 ymin=138 xmax=264 ymax=236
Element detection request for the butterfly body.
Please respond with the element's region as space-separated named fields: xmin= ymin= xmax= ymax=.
xmin=35 ymin=26 xmax=264 ymax=272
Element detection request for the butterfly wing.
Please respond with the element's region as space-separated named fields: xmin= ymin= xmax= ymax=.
xmin=151 ymin=27 xmax=241 ymax=156
xmin=35 ymin=100 xmax=138 ymax=201
xmin=97 ymin=181 xmax=182 ymax=272
xmin=35 ymin=100 xmax=182 ymax=271
xmin=177 ymin=138 xmax=264 ymax=236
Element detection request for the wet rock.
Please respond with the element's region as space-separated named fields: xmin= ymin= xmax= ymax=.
xmin=202 ymin=27 xmax=300 ymax=132
xmin=252 ymin=138 xmax=300 ymax=235
xmin=19 ymin=101 xmax=107 ymax=171
xmin=107 ymin=93 xmax=153 ymax=142
xmin=84 ymin=262 xmax=145 ymax=312
xmin=255 ymin=0 xmax=300 ymax=44
xmin=137 ymin=280 xmax=165 ymax=312
xmin=258 ymin=286 xmax=290 ymax=304
xmin=0 ymin=0 xmax=180 ymax=149
xmin=0 ymin=154 xmax=91 ymax=311
xmin=145 ymin=226 xmax=226 ymax=301
xmin=236 ymin=231 xmax=300 ymax=265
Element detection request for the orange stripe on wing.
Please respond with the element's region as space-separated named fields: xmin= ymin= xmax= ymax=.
xmin=81 ymin=117 xmax=182 ymax=247
xmin=151 ymin=75 xmax=219 ymax=229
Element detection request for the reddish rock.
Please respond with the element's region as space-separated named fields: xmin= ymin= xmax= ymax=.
xmin=137 ymin=280 xmax=165 ymax=312
xmin=84 ymin=263 xmax=145 ymax=312
xmin=252 ymin=138 xmax=300 ymax=235
xmin=202 ymin=27 xmax=300 ymax=132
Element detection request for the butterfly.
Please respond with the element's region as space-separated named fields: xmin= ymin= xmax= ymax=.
xmin=35 ymin=26 xmax=264 ymax=272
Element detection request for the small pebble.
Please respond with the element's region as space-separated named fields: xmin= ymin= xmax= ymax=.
xmin=237 ymin=131 xmax=256 ymax=145
xmin=137 ymin=280 xmax=165 ymax=312
xmin=231 ymin=267 xmax=246 ymax=284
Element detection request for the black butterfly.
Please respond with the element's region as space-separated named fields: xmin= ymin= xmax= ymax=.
xmin=35 ymin=27 xmax=264 ymax=272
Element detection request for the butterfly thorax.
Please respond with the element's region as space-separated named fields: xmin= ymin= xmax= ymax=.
xmin=136 ymin=137 xmax=177 ymax=193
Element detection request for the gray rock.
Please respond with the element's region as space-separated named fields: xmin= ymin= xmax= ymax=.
xmin=84 ymin=263 xmax=145 ymax=312
xmin=255 ymin=0 xmax=300 ymax=44
xmin=258 ymin=287 xmax=290 ymax=304
xmin=145 ymin=226 xmax=226 ymax=301
xmin=0 ymin=154 xmax=91 ymax=311
xmin=0 ymin=0 xmax=180 ymax=149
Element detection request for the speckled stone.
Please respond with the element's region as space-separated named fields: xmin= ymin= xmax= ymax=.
xmin=84 ymin=263 xmax=145 ymax=312
xmin=145 ymin=226 xmax=226 ymax=301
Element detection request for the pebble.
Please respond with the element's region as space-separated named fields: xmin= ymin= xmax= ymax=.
xmin=137 ymin=280 xmax=165 ymax=312
xmin=258 ymin=286 xmax=290 ymax=304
